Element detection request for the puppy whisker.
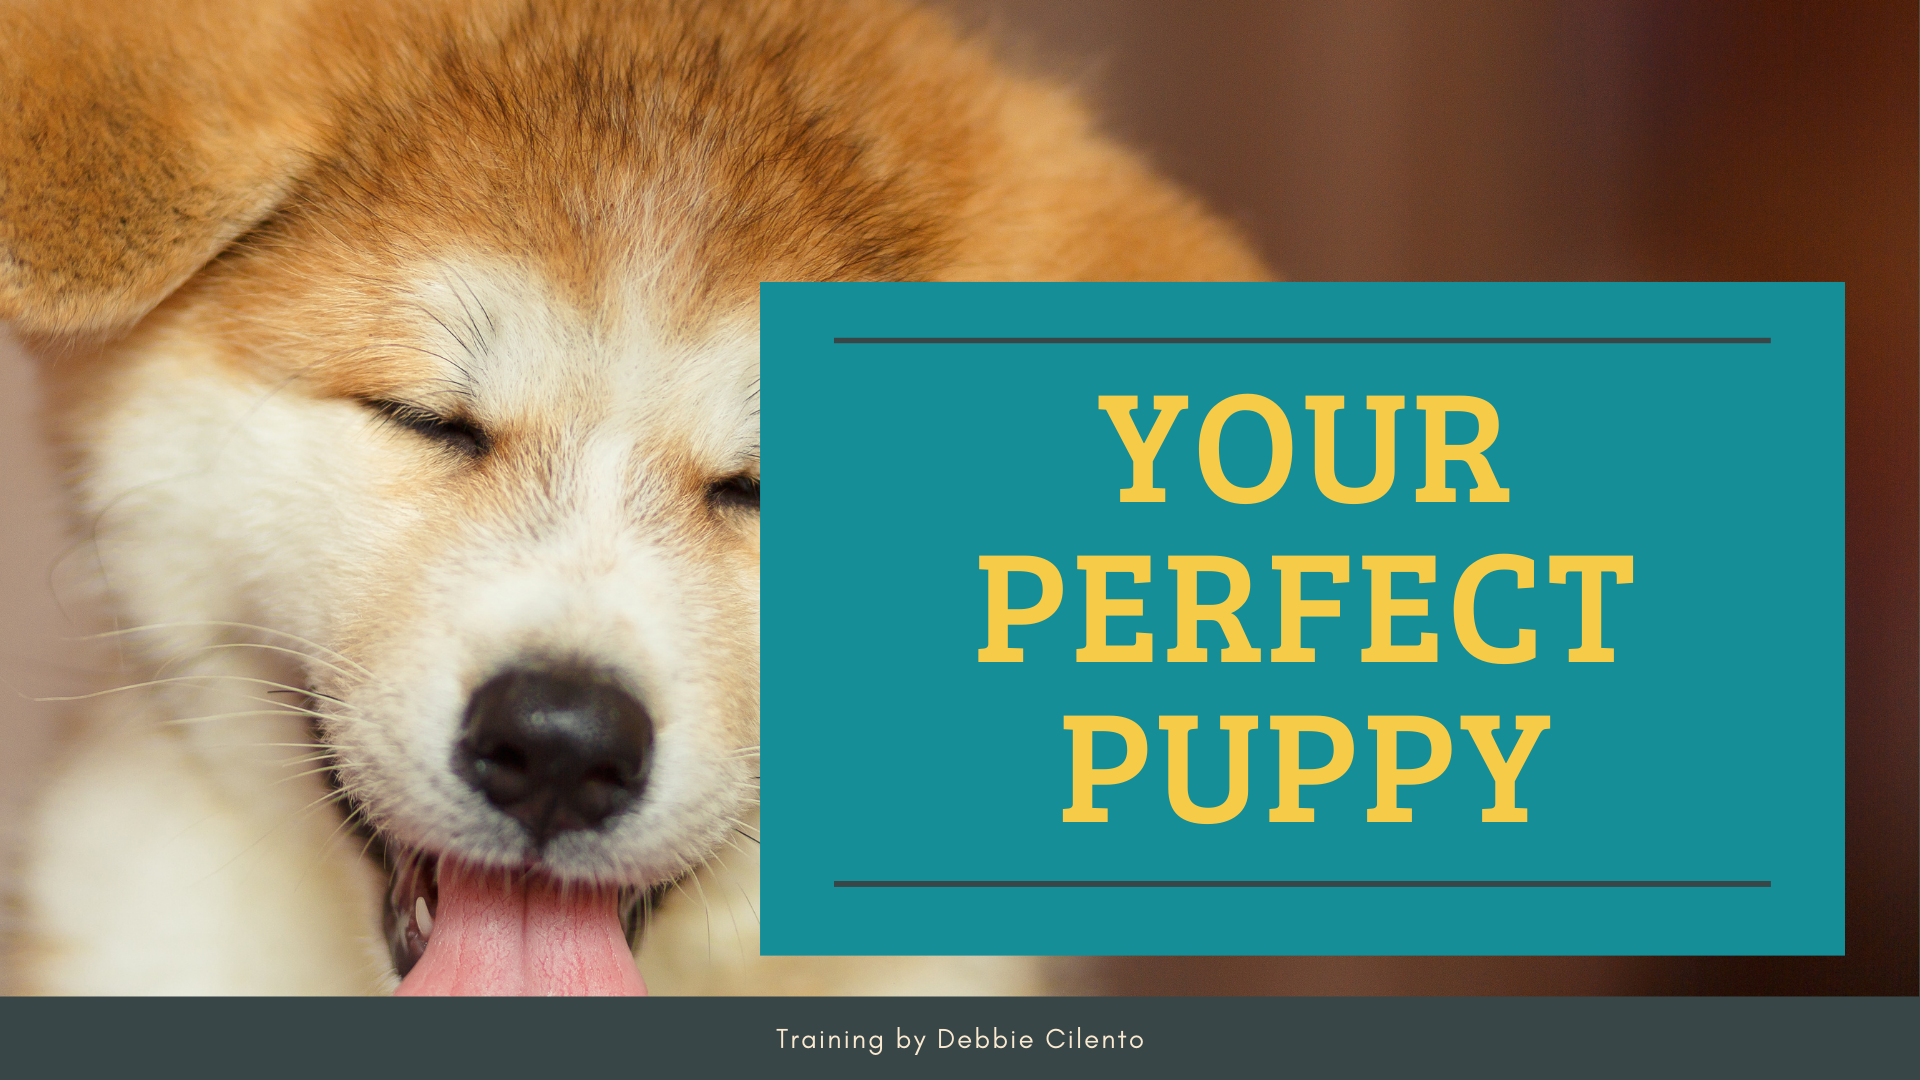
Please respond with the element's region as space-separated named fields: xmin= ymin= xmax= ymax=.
xmin=33 ymin=673 xmax=336 ymax=704
xmin=81 ymin=621 xmax=373 ymax=678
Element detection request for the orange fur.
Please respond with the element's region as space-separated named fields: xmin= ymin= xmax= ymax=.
xmin=4 ymin=1 xmax=1262 ymax=338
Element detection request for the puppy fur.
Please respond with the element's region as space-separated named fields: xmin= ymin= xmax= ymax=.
xmin=2 ymin=0 xmax=1266 ymax=994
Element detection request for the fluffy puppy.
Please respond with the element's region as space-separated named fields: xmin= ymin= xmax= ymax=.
xmin=0 ymin=0 xmax=1265 ymax=994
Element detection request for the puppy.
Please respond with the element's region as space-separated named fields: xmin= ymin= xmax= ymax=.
xmin=1 ymin=0 xmax=1265 ymax=994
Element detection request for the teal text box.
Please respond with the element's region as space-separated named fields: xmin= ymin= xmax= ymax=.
xmin=760 ymin=282 xmax=1842 ymax=955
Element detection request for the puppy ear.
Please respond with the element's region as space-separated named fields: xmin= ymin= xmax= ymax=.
xmin=0 ymin=0 xmax=321 ymax=336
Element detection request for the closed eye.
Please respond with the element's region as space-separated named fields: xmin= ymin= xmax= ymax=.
xmin=363 ymin=399 xmax=491 ymax=458
xmin=707 ymin=473 xmax=759 ymax=513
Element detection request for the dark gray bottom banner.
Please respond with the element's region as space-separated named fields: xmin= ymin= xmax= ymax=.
xmin=3 ymin=996 xmax=1912 ymax=1077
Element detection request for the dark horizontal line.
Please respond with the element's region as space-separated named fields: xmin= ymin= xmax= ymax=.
xmin=834 ymin=880 xmax=1772 ymax=889
xmin=832 ymin=337 xmax=1771 ymax=345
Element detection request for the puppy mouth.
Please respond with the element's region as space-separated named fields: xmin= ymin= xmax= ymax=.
xmin=319 ymin=742 xmax=651 ymax=996
xmin=311 ymin=668 xmax=663 ymax=995
xmin=381 ymin=848 xmax=649 ymax=996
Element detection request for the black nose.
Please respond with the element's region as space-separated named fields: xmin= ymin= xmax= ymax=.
xmin=457 ymin=665 xmax=653 ymax=845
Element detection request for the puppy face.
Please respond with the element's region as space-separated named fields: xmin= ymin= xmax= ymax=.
xmin=4 ymin=0 xmax=1265 ymax=986
xmin=68 ymin=223 xmax=770 ymax=975
xmin=172 ymin=256 xmax=763 ymax=886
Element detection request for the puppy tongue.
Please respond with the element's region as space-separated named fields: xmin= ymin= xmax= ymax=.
xmin=395 ymin=861 xmax=646 ymax=996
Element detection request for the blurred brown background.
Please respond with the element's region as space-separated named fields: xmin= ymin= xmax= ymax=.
xmin=936 ymin=0 xmax=1916 ymax=995
xmin=2 ymin=0 xmax=1913 ymax=994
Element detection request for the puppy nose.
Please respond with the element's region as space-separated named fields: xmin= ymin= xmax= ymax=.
xmin=457 ymin=665 xmax=653 ymax=844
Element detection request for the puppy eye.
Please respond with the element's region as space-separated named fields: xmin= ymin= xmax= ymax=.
xmin=364 ymin=399 xmax=491 ymax=458
xmin=707 ymin=473 xmax=759 ymax=512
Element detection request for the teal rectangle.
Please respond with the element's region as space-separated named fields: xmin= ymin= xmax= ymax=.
xmin=759 ymin=282 xmax=1843 ymax=955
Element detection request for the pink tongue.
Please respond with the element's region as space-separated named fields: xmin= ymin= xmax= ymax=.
xmin=395 ymin=861 xmax=646 ymax=996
